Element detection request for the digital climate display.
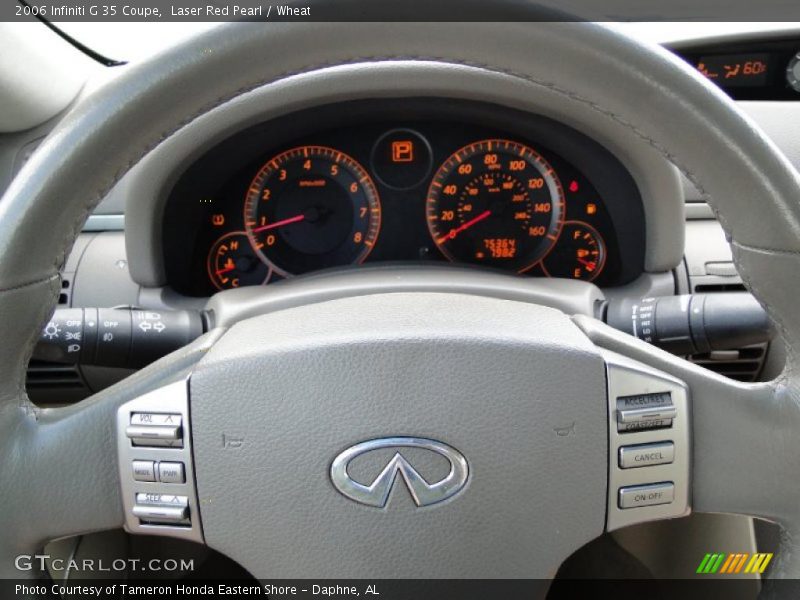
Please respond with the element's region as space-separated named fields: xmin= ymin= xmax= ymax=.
xmin=696 ymin=53 xmax=771 ymax=87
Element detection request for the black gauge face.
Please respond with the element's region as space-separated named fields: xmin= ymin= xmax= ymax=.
xmin=207 ymin=231 xmax=270 ymax=290
xmin=243 ymin=146 xmax=381 ymax=277
xmin=426 ymin=139 xmax=565 ymax=272
xmin=163 ymin=102 xmax=643 ymax=298
xmin=541 ymin=221 xmax=607 ymax=281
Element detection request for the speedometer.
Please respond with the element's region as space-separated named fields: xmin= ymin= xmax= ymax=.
xmin=426 ymin=139 xmax=565 ymax=272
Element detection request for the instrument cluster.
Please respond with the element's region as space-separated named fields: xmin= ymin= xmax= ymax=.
xmin=163 ymin=100 xmax=645 ymax=296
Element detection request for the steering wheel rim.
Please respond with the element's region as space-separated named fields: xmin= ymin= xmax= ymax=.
xmin=2 ymin=20 xmax=800 ymax=593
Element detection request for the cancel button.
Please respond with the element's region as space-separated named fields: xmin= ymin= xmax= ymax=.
xmin=619 ymin=442 xmax=674 ymax=469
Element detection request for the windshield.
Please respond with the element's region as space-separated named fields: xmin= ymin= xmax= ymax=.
xmin=57 ymin=22 xmax=800 ymax=63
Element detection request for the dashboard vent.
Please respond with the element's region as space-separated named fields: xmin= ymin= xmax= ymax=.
xmin=689 ymin=346 xmax=767 ymax=382
xmin=26 ymin=359 xmax=90 ymax=404
xmin=688 ymin=279 xmax=767 ymax=382
xmin=26 ymin=360 xmax=83 ymax=388
xmin=694 ymin=282 xmax=747 ymax=293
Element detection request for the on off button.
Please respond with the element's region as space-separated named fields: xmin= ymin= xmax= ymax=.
xmin=619 ymin=482 xmax=675 ymax=509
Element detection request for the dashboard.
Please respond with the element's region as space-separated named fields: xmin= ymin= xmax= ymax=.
xmin=162 ymin=99 xmax=645 ymax=296
xmin=674 ymin=36 xmax=800 ymax=101
xmin=5 ymin=21 xmax=790 ymax=583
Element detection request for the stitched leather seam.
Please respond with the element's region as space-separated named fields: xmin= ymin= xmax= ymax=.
xmin=731 ymin=241 xmax=797 ymax=381
xmin=0 ymin=272 xmax=60 ymax=294
xmin=10 ymin=275 xmax=61 ymax=408
xmin=733 ymin=239 xmax=800 ymax=257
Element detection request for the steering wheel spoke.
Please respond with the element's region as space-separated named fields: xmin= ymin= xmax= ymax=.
xmin=575 ymin=316 xmax=800 ymax=553
xmin=0 ymin=329 xmax=220 ymax=577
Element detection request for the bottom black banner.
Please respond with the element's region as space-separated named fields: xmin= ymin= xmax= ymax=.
xmin=5 ymin=579 xmax=800 ymax=600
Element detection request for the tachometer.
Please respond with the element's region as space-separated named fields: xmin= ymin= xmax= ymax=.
xmin=244 ymin=146 xmax=381 ymax=277
xmin=426 ymin=139 xmax=565 ymax=272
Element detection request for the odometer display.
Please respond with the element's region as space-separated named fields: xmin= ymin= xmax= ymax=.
xmin=426 ymin=139 xmax=565 ymax=272
xmin=244 ymin=146 xmax=381 ymax=277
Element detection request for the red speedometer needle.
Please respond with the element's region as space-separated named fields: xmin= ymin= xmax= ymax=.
xmin=251 ymin=213 xmax=305 ymax=233
xmin=436 ymin=210 xmax=492 ymax=244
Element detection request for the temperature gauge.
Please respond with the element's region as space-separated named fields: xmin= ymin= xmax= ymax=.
xmin=207 ymin=231 xmax=270 ymax=290
xmin=541 ymin=221 xmax=606 ymax=282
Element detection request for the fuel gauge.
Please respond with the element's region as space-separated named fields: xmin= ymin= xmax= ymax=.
xmin=207 ymin=231 xmax=270 ymax=290
xmin=541 ymin=220 xmax=606 ymax=282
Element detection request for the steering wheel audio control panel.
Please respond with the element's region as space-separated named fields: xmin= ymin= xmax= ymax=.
xmin=116 ymin=380 xmax=203 ymax=543
xmin=163 ymin=100 xmax=645 ymax=296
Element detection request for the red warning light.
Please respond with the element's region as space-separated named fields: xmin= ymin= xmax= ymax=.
xmin=569 ymin=180 xmax=579 ymax=193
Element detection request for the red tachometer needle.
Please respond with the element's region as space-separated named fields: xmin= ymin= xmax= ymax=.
xmin=436 ymin=210 xmax=492 ymax=244
xmin=251 ymin=213 xmax=305 ymax=233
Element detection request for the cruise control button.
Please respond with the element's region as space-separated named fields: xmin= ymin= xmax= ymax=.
xmin=618 ymin=482 xmax=674 ymax=509
xmin=158 ymin=461 xmax=186 ymax=484
xmin=616 ymin=393 xmax=673 ymax=420
xmin=616 ymin=393 xmax=676 ymax=433
xmin=619 ymin=442 xmax=675 ymax=469
xmin=617 ymin=404 xmax=677 ymax=424
xmin=617 ymin=392 xmax=672 ymax=411
xmin=617 ymin=419 xmax=673 ymax=433
xmin=132 ymin=460 xmax=156 ymax=482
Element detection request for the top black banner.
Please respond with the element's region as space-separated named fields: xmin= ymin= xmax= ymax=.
xmin=7 ymin=0 xmax=800 ymax=22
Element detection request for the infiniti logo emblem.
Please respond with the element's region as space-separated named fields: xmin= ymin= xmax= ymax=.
xmin=330 ymin=437 xmax=469 ymax=507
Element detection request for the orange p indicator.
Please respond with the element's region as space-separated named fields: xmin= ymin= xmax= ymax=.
xmin=391 ymin=140 xmax=414 ymax=163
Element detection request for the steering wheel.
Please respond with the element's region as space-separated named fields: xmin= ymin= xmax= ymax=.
xmin=2 ymin=19 xmax=800 ymax=597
